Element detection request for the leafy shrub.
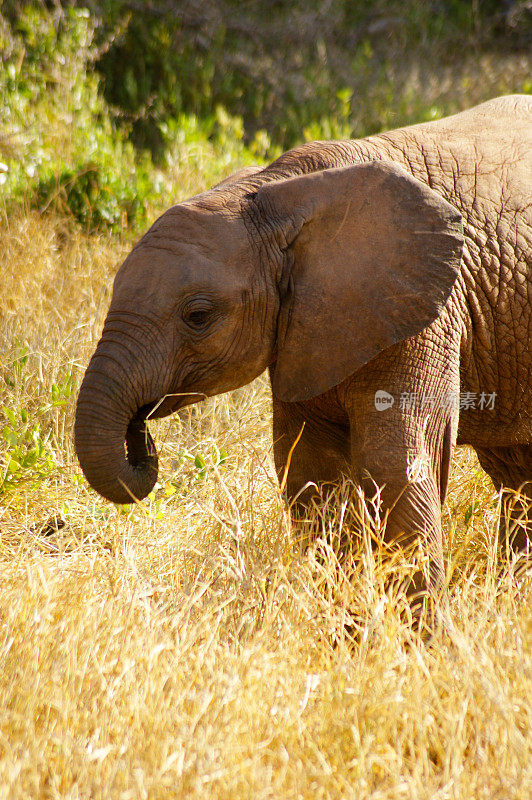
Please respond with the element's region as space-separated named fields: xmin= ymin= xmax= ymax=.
xmin=0 ymin=342 xmax=77 ymax=495
xmin=83 ymin=0 xmax=532 ymax=154
xmin=0 ymin=5 xmax=162 ymax=231
xmin=1 ymin=406 xmax=58 ymax=494
xmin=0 ymin=4 xmax=269 ymax=231
xmin=1 ymin=2 xmax=530 ymax=229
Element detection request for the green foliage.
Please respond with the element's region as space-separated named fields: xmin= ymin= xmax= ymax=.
xmin=1 ymin=406 xmax=57 ymax=494
xmin=41 ymin=373 xmax=75 ymax=413
xmin=85 ymin=0 xmax=531 ymax=154
xmin=464 ymin=499 xmax=480 ymax=525
xmin=0 ymin=1 xmax=530 ymax=230
xmin=33 ymin=160 xmax=152 ymax=232
xmin=3 ymin=343 xmax=29 ymax=388
xmin=0 ymin=343 xmax=77 ymax=494
xmin=183 ymin=445 xmax=229 ymax=481
xmin=164 ymin=444 xmax=231 ymax=489
xmin=0 ymin=6 xmax=156 ymax=230
xmin=0 ymin=4 xmax=267 ymax=231
xmin=0 ymin=5 xmax=167 ymax=231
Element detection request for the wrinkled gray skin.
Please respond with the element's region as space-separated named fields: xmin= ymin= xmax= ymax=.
xmin=76 ymin=96 xmax=532 ymax=614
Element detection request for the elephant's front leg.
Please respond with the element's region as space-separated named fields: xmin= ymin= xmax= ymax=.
xmin=354 ymin=445 xmax=452 ymax=606
xmin=271 ymin=394 xmax=351 ymax=520
xmin=343 ymin=337 xmax=460 ymax=624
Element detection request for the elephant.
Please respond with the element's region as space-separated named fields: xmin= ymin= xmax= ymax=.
xmin=75 ymin=95 xmax=532 ymax=616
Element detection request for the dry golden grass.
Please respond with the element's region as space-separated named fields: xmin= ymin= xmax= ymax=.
xmin=1 ymin=209 xmax=531 ymax=799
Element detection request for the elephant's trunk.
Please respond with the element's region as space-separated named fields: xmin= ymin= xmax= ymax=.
xmin=74 ymin=341 xmax=161 ymax=504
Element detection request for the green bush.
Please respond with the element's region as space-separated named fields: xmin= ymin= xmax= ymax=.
xmin=0 ymin=6 xmax=160 ymax=231
xmin=0 ymin=1 xmax=530 ymax=230
xmin=84 ymin=0 xmax=531 ymax=154
xmin=0 ymin=4 xmax=268 ymax=231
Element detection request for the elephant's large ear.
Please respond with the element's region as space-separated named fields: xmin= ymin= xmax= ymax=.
xmin=253 ymin=161 xmax=463 ymax=402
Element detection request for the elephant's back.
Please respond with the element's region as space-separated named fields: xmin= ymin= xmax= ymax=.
xmin=366 ymin=96 xmax=531 ymax=279
xmin=366 ymin=95 xmax=530 ymax=207
xmin=365 ymin=97 xmax=532 ymax=447
xmin=371 ymin=94 xmax=531 ymax=148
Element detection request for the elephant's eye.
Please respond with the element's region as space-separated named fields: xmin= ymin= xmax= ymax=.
xmin=184 ymin=307 xmax=212 ymax=329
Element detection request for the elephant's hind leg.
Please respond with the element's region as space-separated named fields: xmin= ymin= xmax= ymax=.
xmin=475 ymin=445 xmax=532 ymax=557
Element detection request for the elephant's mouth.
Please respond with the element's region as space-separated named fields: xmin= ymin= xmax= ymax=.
xmin=125 ymin=410 xmax=157 ymax=471
xmin=118 ymin=392 xmax=205 ymax=500
xmin=139 ymin=392 xmax=204 ymax=421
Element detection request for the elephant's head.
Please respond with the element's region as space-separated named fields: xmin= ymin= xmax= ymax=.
xmin=75 ymin=160 xmax=463 ymax=503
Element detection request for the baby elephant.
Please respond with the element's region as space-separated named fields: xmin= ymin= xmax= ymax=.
xmin=76 ymin=95 xmax=532 ymax=613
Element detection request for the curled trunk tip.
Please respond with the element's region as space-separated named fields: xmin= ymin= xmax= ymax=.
xmin=75 ymin=382 xmax=159 ymax=504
